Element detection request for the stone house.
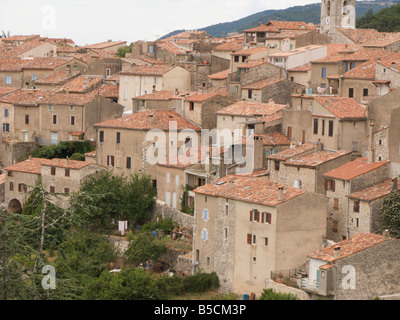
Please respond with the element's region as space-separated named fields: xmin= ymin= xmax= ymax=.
xmin=61 ymin=75 xmax=104 ymax=94
xmin=212 ymin=40 xmax=243 ymax=61
xmin=82 ymin=40 xmax=127 ymax=53
xmin=230 ymin=47 xmax=269 ymax=72
xmin=241 ymin=78 xmax=304 ymax=105
xmin=132 ymin=90 xmax=187 ymax=113
xmin=287 ymin=63 xmax=312 ymax=88
xmin=322 ymin=157 xmax=390 ymax=242
xmin=302 ymin=232 xmax=400 ymax=300
xmin=208 ymin=69 xmax=230 ymax=88
xmin=4 ymin=156 xmax=105 ymax=212
xmin=286 ymin=95 xmax=368 ymax=156
xmin=118 ymin=65 xmax=191 ymax=111
xmin=0 ymin=58 xmax=31 ymax=88
xmin=183 ymin=91 xmax=236 ymax=130
xmin=346 ymin=178 xmax=400 ymax=238
xmin=94 ymin=110 xmax=201 ymax=182
xmin=33 ymin=70 xmax=81 ymax=90
xmin=0 ymin=90 xmax=124 ymax=144
xmin=193 ymin=172 xmax=328 ymax=294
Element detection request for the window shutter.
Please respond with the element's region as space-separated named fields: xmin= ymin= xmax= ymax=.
xmin=261 ymin=212 xmax=265 ymax=223
xmin=111 ymin=156 xmax=115 ymax=167
xmin=250 ymin=210 xmax=253 ymax=221
xmin=256 ymin=211 xmax=260 ymax=222
xmin=268 ymin=213 xmax=272 ymax=224
xmin=331 ymin=180 xmax=336 ymax=192
xmin=247 ymin=234 xmax=252 ymax=244
xmin=107 ymin=156 xmax=110 ymax=166
xmin=325 ymin=179 xmax=329 ymax=191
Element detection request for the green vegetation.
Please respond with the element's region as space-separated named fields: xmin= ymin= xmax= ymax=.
xmin=117 ymin=43 xmax=133 ymax=58
xmin=379 ymin=190 xmax=400 ymax=238
xmin=18 ymin=141 xmax=95 ymax=162
xmin=180 ymin=185 xmax=194 ymax=215
xmin=125 ymin=232 xmax=167 ymax=266
xmin=258 ymin=289 xmax=300 ymax=300
xmin=356 ymin=4 xmax=400 ymax=32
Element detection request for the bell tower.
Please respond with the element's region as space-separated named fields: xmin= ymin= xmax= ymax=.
xmin=320 ymin=0 xmax=356 ymax=37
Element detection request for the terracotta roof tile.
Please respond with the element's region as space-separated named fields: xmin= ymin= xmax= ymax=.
xmin=232 ymin=46 xmax=269 ymax=56
xmin=208 ymin=69 xmax=230 ymax=80
xmin=133 ymin=90 xmax=188 ymax=101
xmin=314 ymin=96 xmax=367 ymax=120
xmin=0 ymin=57 xmax=31 ymax=71
xmin=62 ymin=75 xmax=104 ymax=93
xmin=287 ymin=63 xmax=312 ymax=72
xmin=308 ymin=232 xmax=388 ymax=262
xmin=323 ymin=157 xmax=389 ymax=181
xmin=0 ymin=89 xmax=56 ymax=106
xmin=156 ymin=42 xmax=187 ymax=55
xmin=93 ymin=84 xmax=119 ymax=98
xmin=243 ymin=24 xmax=280 ymax=33
xmin=40 ymin=92 xmax=97 ymax=106
xmin=284 ymin=150 xmax=352 ymax=168
xmin=94 ymin=110 xmax=201 ymax=131
xmin=238 ymin=133 xmax=291 ymax=147
xmin=83 ymin=41 xmax=126 ymax=50
xmin=267 ymin=143 xmax=316 ymax=161
xmin=194 ymin=174 xmax=306 ymax=207
xmin=22 ymin=57 xmax=74 ymax=70
xmin=242 ymin=78 xmax=285 ymax=90
xmin=4 ymin=157 xmax=48 ymax=174
xmin=0 ymin=87 xmax=19 ymax=97
xmin=34 ymin=70 xmax=81 ymax=85
xmin=119 ymin=64 xmax=173 ymax=76
xmin=216 ymin=100 xmax=286 ymax=117
xmin=347 ymin=178 xmax=400 ymax=202
xmin=267 ymin=20 xmax=316 ymax=31
xmin=214 ymin=40 xmax=243 ymax=52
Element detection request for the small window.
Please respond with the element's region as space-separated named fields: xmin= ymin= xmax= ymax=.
xmin=313 ymin=118 xmax=319 ymax=135
xmin=332 ymin=220 xmax=339 ymax=233
xmin=349 ymin=88 xmax=354 ymax=98
xmin=65 ymin=168 xmax=70 ymax=177
xmin=4 ymin=109 xmax=8 ymax=117
xmin=99 ymin=131 xmax=104 ymax=142
xmin=126 ymin=157 xmax=131 ymax=169
xmin=64 ymin=188 xmax=70 ymax=194
xmin=51 ymin=167 xmax=56 ymax=175
xmin=203 ymin=209 xmax=209 ymax=221
xmin=334 ymin=198 xmax=339 ymax=210
xmin=5 ymin=76 xmax=12 ymax=85
xmin=50 ymin=186 xmax=55 ymax=194
xmin=107 ymin=155 xmax=115 ymax=167
xmin=252 ymin=235 xmax=257 ymax=245
xmin=274 ymin=161 xmax=280 ymax=171
xmin=248 ymin=90 xmax=253 ymax=99
xmin=25 ymin=114 xmax=29 ymax=125
xmin=7 ymin=171 xmax=12 ymax=177
xmin=234 ymin=56 xmax=240 ymax=63
xmin=52 ymin=114 xmax=57 ymax=124
xmin=189 ymin=102 xmax=194 ymax=111
xmin=116 ymin=132 xmax=121 ymax=144
xmin=287 ymin=126 xmax=292 ymax=138
xmin=363 ymin=88 xmax=369 ymax=97
xmin=353 ymin=200 xmax=360 ymax=213
xmin=328 ymin=120 xmax=334 ymax=137
xmin=264 ymin=237 xmax=269 ymax=247
xmin=70 ymin=116 xmax=75 ymax=125
xmin=202 ymin=229 xmax=208 ymax=241
xmin=9 ymin=182 xmax=14 ymax=191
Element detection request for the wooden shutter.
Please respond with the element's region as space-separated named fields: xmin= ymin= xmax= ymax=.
xmin=331 ymin=180 xmax=336 ymax=192
xmin=268 ymin=213 xmax=272 ymax=224
xmin=325 ymin=179 xmax=329 ymax=191
xmin=250 ymin=210 xmax=253 ymax=221
xmin=261 ymin=212 xmax=265 ymax=223
xmin=247 ymin=234 xmax=252 ymax=244
xmin=256 ymin=211 xmax=260 ymax=222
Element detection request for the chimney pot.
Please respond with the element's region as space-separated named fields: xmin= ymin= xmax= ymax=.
xmin=278 ymin=186 xmax=284 ymax=201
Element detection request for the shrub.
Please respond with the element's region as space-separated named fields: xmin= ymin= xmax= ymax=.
xmin=182 ymin=272 xmax=220 ymax=293
xmin=258 ymin=289 xmax=299 ymax=300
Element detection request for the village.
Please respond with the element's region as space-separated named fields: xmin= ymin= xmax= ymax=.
xmin=0 ymin=0 xmax=400 ymax=301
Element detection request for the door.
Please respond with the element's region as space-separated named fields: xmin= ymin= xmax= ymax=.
xmin=51 ymin=132 xmax=58 ymax=145
xmin=23 ymin=131 xmax=28 ymax=142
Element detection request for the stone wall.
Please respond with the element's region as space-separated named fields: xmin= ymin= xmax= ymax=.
xmin=0 ymin=140 xmax=38 ymax=168
xmin=260 ymin=80 xmax=304 ymax=106
xmin=265 ymin=280 xmax=311 ymax=300
xmin=152 ymin=200 xmax=195 ymax=233
xmin=241 ymin=62 xmax=286 ymax=87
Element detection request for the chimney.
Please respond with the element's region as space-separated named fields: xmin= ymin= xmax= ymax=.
xmin=316 ymin=139 xmax=323 ymax=151
xmin=152 ymin=85 xmax=156 ymax=93
xmin=392 ymin=177 xmax=398 ymax=192
xmin=278 ymin=186 xmax=284 ymax=201
xmin=368 ymin=121 xmax=375 ymax=163
xmin=334 ymin=246 xmax=341 ymax=259
xmin=229 ymin=180 xmax=235 ymax=189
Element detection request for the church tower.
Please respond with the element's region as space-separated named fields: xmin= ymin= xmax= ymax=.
xmin=320 ymin=0 xmax=356 ymax=37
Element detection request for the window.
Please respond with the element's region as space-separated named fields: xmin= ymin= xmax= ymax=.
xmin=202 ymin=229 xmax=208 ymax=241
xmin=234 ymin=56 xmax=240 ymax=62
xmin=51 ymin=167 xmax=56 ymax=175
xmin=356 ymin=218 xmax=360 ymax=228
xmin=189 ymin=102 xmax=194 ymax=111
xmin=107 ymin=155 xmax=115 ymax=167
xmin=353 ymin=200 xmax=360 ymax=213
xmin=332 ymin=220 xmax=339 ymax=233
xmin=262 ymin=212 xmax=272 ymax=224
xmin=325 ymin=179 xmax=336 ymax=192
xmin=313 ymin=118 xmax=319 ymax=135
xmin=352 ymin=141 xmax=358 ymax=153
xmin=7 ymin=171 xmax=12 ymax=177
xmin=175 ymin=175 xmax=179 ymax=186
xmin=2 ymin=123 xmax=9 ymax=132
xmin=334 ymin=198 xmax=339 ymax=210
xmin=4 ymin=109 xmax=8 ymax=117
xmin=363 ymin=88 xmax=369 ymax=97
xmin=224 ymin=228 xmax=228 ymax=240
xmin=322 ymin=120 xmax=325 ymax=136
xmin=126 ymin=157 xmax=131 ymax=169
xmin=264 ymin=237 xmax=269 ymax=247
xmin=70 ymin=116 xmax=75 ymax=125
xmin=106 ymin=68 xmax=111 ymax=77
xmin=225 ymin=205 xmax=229 ymax=216
xmin=274 ymin=161 xmax=280 ymax=171
xmin=18 ymin=184 xmax=27 ymax=192
xmin=328 ymin=120 xmax=334 ymax=137
xmin=203 ymin=209 xmax=209 ymax=221
xmin=166 ymin=173 xmax=170 ymax=184
xmin=5 ymin=76 xmax=12 ymax=85
xmin=250 ymin=210 xmax=260 ymax=222
xmin=25 ymin=114 xmax=29 ymax=125
xmin=349 ymin=88 xmax=354 ymax=98
xmin=322 ymin=67 xmax=326 ymax=79
xmin=287 ymin=126 xmax=292 ymax=138
xmin=65 ymin=168 xmax=70 ymax=177
xmin=116 ymin=132 xmax=121 ymax=144
xmin=32 ymin=74 xmax=37 ymax=81
xmin=248 ymin=90 xmax=253 ymax=99
xmin=64 ymin=188 xmax=70 ymax=194
xmin=48 ymin=105 xmax=53 ymax=112
xmin=50 ymin=186 xmax=55 ymax=194
xmin=9 ymin=182 xmax=13 ymax=191
xmin=52 ymin=114 xmax=57 ymax=124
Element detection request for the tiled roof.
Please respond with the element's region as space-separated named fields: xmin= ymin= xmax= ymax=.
xmin=239 ymin=133 xmax=291 ymax=147
xmin=0 ymin=87 xmax=19 ymax=97
xmin=287 ymin=63 xmax=312 ymax=72
xmin=269 ymin=45 xmax=325 ymax=57
xmin=22 ymin=57 xmax=74 ymax=70
xmin=194 ymin=174 xmax=306 ymax=207
xmin=267 ymin=20 xmax=316 ymax=31
xmin=94 ymin=110 xmax=201 ymax=131
xmin=132 ymin=90 xmax=185 ymax=101
xmin=264 ymin=30 xmax=312 ymax=40
xmin=232 ymin=46 xmax=269 ymax=56
xmin=4 ymin=157 xmax=48 ymax=174
xmin=216 ymin=100 xmax=286 ymax=117
xmin=83 ymin=41 xmax=127 ymax=50
xmin=347 ymin=179 xmax=400 ymax=202
xmin=137 ymin=55 xmax=167 ymax=65
xmin=237 ymin=60 xmax=267 ymax=69
xmin=156 ymin=42 xmax=187 ymax=55
xmin=323 ymin=157 xmax=389 ymax=181
xmin=3 ymin=35 xmax=40 ymax=42
xmin=185 ymin=89 xmax=227 ymax=102
xmin=62 ymin=75 xmax=104 ymax=93
xmin=85 ymin=150 xmax=97 ymax=158
xmin=119 ymin=65 xmax=173 ymax=76
xmin=34 ymin=70 xmax=81 ymax=85
xmin=308 ymin=232 xmax=388 ymax=262
xmin=242 ymin=78 xmax=284 ymax=90
xmin=267 ymin=143 xmax=316 ymax=161
xmin=314 ymin=96 xmax=367 ymax=120
xmin=0 ymin=89 xmax=56 ymax=106
xmin=41 ymin=158 xmax=93 ymax=170
xmin=93 ymin=84 xmax=119 ymax=98
xmin=208 ymin=69 xmax=230 ymax=80
xmin=284 ymin=150 xmax=352 ymax=168
xmin=214 ymin=40 xmax=243 ymax=52
xmin=341 ymin=60 xmax=376 ymax=80
xmin=0 ymin=58 xmax=31 ymax=71
xmin=336 ymin=28 xmax=382 ymax=45
xmin=243 ymin=24 xmax=280 ymax=33
xmin=40 ymin=92 xmax=97 ymax=106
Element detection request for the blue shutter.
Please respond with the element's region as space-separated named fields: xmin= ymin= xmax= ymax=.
xmin=322 ymin=67 xmax=326 ymax=79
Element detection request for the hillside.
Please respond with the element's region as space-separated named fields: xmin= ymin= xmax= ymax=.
xmin=356 ymin=3 xmax=400 ymax=31
xmin=160 ymin=1 xmax=400 ymax=39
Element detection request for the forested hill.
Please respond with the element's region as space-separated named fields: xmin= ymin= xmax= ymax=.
xmin=356 ymin=3 xmax=400 ymax=31
xmin=160 ymin=1 xmax=400 ymax=39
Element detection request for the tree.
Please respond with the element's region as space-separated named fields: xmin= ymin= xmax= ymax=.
xmin=379 ymin=190 xmax=400 ymax=238
xmin=125 ymin=232 xmax=167 ymax=266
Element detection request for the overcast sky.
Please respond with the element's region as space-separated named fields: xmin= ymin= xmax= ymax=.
xmin=0 ymin=0 xmax=319 ymax=46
